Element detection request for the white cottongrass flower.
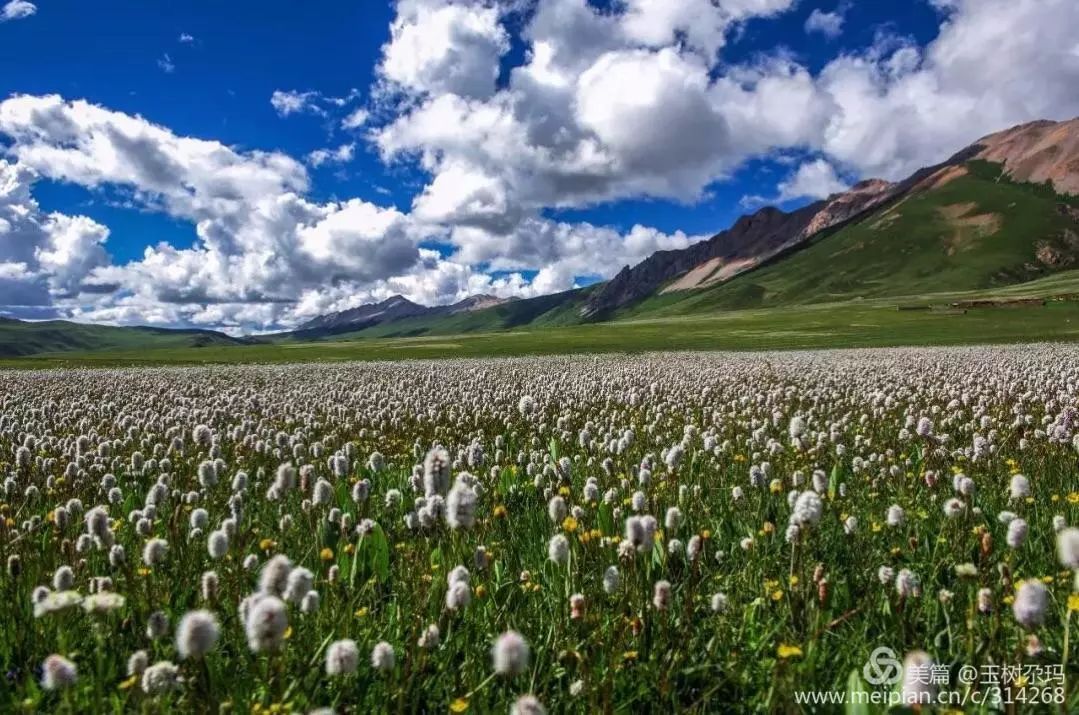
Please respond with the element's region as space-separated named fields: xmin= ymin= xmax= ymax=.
xmin=446 ymin=478 xmax=478 ymax=529
xmin=547 ymin=495 xmax=567 ymax=523
xmin=175 ymin=610 xmax=220 ymax=660
xmin=899 ymin=651 xmax=936 ymax=703
xmin=445 ymin=581 xmax=472 ymax=611
xmin=325 ymin=639 xmax=359 ymax=676
xmin=142 ymin=538 xmax=168 ymax=566
xmin=312 ymin=478 xmax=333 ymax=506
xmin=1009 ymin=474 xmax=1031 ymax=500
xmin=448 ymin=565 xmax=470 ymax=585
xmin=492 ymin=630 xmax=530 ymax=676
xmin=977 ymin=588 xmax=993 ymax=614
xmin=127 ymin=650 xmax=149 ymax=676
xmin=1006 ymin=519 xmax=1028 ymax=549
xmin=371 ymin=641 xmax=395 ymax=671
xmin=511 ymin=695 xmax=547 ymax=715
xmin=1012 ymin=580 xmax=1048 ymax=628
xmin=942 ymin=498 xmax=964 ymax=519
xmin=686 ymin=534 xmax=702 ymax=561
xmin=423 ymin=447 xmax=451 ymax=497
xmin=664 ymin=506 xmax=683 ymax=533
xmin=886 ymin=505 xmax=905 ymax=528
xmin=52 ymin=565 xmax=74 ymax=591
xmin=789 ymin=415 xmax=806 ymax=439
xmin=190 ymin=508 xmax=209 ymax=530
xmin=245 ymin=595 xmax=288 ymax=652
xmin=791 ymin=490 xmax=822 ymax=526
xmin=418 ymin=623 xmax=440 ymax=649
xmin=82 ymin=592 xmax=125 ymax=614
xmin=207 ymin=529 xmax=229 ymax=559
xmin=146 ymin=610 xmax=169 ymax=639
xmin=518 ymin=395 xmax=535 ymax=416
xmin=284 ymin=567 xmax=314 ymax=603
xmin=201 ymin=571 xmax=219 ymax=601
xmin=258 ymin=554 xmax=293 ymax=596
xmin=652 ymin=580 xmax=672 ymax=610
xmin=603 ymin=565 xmax=621 ymax=594
xmin=1056 ymin=527 xmax=1079 ymax=569
xmin=141 ymin=661 xmax=181 ymax=695
xmin=548 ymin=534 xmax=570 ymax=565
xmin=40 ymin=654 xmax=77 ymax=690
xmin=710 ymin=593 xmax=728 ymax=613
xmin=895 ymin=569 xmax=919 ymax=598
xmin=301 ymin=591 xmax=320 ymax=614
xmin=664 ymin=444 xmax=684 ymax=471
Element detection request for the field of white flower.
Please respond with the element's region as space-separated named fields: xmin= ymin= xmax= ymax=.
xmin=1 ymin=346 xmax=1078 ymax=713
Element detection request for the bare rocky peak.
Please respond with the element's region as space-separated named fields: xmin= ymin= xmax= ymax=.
xmin=972 ymin=118 xmax=1079 ymax=195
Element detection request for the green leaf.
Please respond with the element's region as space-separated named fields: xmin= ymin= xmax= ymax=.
xmin=548 ymin=437 xmax=560 ymax=462
xmin=368 ymin=524 xmax=390 ymax=583
xmin=651 ymin=539 xmax=665 ymax=569
xmin=828 ymin=463 xmax=840 ymax=500
xmin=598 ymin=501 xmax=614 ymax=536
xmin=349 ymin=534 xmax=365 ymax=589
xmin=844 ymin=669 xmax=872 ymax=715
xmin=499 ymin=466 xmax=514 ymax=497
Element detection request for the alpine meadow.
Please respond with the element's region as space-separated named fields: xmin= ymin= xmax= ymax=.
xmin=4 ymin=0 xmax=1079 ymax=713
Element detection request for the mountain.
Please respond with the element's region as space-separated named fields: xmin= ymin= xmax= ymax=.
xmin=572 ymin=118 xmax=1079 ymax=319
xmin=0 ymin=318 xmax=248 ymax=358
xmin=4 ymin=117 xmax=1078 ymax=358
xmin=286 ymin=117 xmax=1079 ymax=343
xmin=271 ymin=117 xmax=1079 ymax=344
xmin=580 ymin=178 xmax=899 ymax=319
xmin=288 ymin=293 xmax=517 ymax=339
xmin=296 ymin=295 xmax=430 ymax=334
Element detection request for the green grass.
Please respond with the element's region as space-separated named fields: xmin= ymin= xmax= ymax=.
xmin=5 ymin=298 xmax=1079 ymax=368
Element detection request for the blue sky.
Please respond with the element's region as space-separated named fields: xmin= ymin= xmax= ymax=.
xmin=0 ymin=0 xmax=1076 ymax=331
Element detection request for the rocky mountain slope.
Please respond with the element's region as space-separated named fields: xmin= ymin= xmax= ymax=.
xmin=580 ymin=118 xmax=1079 ymax=319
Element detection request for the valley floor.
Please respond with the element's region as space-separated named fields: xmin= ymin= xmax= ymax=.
xmin=3 ymin=295 xmax=1079 ymax=368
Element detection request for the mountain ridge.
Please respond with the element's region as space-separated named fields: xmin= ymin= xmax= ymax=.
xmin=2 ymin=116 xmax=1078 ymax=358
xmin=289 ymin=293 xmax=518 ymax=339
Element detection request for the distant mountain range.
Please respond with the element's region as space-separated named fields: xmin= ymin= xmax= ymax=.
xmin=2 ymin=117 xmax=1078 ymax=357
xmin=290 ymin=294 xmax=516 ymax=339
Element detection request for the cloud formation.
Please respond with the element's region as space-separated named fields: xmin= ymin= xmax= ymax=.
xmin=0 ymin=0 xmax=35 ymax=22
xmin=2 ymin=0 xmax=1078 ymax=332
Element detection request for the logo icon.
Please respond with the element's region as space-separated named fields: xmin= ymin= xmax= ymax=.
xmin=863 ymin=646 xmax=902 ymax=685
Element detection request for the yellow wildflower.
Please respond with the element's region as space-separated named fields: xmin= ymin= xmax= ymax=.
xmin=777 ymin=644 xmax=803 ymax=659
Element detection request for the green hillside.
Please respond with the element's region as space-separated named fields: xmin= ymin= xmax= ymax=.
xmin=629 ymin=160 xmax=1079 ymax=317
xmin=0 ymin=318 xmax=246 ymax=357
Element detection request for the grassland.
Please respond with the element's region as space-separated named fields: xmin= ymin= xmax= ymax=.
xmin=4 ymin=295 xmax=1079 ymax=368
